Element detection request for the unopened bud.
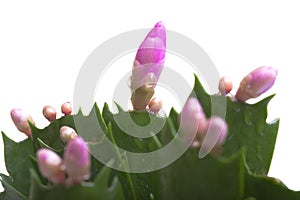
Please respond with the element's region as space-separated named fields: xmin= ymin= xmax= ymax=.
xmin=199 ymin=116 xmax=228 ymax=156
xmin=37 ymin=149 xmax=65 ymax=184
xmin=10 ymin=108 xmax=35 ymax=137
xmin=43 ymin=105 xmax=57 ymax=121
xmin=131 ymin=22 xmax=166 ymax=110
xmin=235 ymin=66 xmax=277 ymax=101
xmin=61 ymin=102 xmax=72 ymax=115
xmin=60 ymin=126 xmax=78 ymax=143
xmin=64 ymin=137 xmax=91 ymax=184
xmin=148 ymin=97 xmax=163 ymax=113
xmin=218 ymin=76 xmax=233 ymax=95
xmin=180 ymin=98 xmax=207 ymax=143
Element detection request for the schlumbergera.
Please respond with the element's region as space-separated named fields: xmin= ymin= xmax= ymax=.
xmin=0 ymin=22 xmax=299 ymax=200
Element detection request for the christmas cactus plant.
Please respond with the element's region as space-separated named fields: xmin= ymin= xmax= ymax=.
xmin=0 ymin=22 xmax=299 ymax=200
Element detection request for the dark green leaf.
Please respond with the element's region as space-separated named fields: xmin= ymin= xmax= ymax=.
xmin=1 ymin=132 xmax=33 ymax=197
xmin=29 ymin=166 xmax=125 ymax=200
xmin=0 ymin=175 xmax=28 ymax=200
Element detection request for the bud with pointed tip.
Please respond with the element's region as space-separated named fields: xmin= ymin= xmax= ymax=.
xmin=64 ymin=137 xmax=91 ymax=184
xmin=218 ymin=76 xmax=233 ymax=95
xmin=61 ymin=102 xmax=72 ymax=115
xmin=10 ymin=108 xmax=35 ymax=137
xmin=60 ymin=126 xmax=78 ymax=143
xmin=180 ymin=98 xmax=207 ymax=143
xmin=148 ymin=97 xmax=163 ymax=113
xmin=43 ymin=105 xmax=57 ymax=121
xmin=235 ymin=66 xmax=277 ymax=101
xmin=37 ymin=149 xmax=65 ymax=184
xmin=130 ymin=22 xmax=166 ymax=110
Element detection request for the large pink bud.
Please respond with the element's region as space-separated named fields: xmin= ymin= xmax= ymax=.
xmin=130 ymin=22 xmax=166 ymax=110
xmin=235 ymin=66 xmax=278 ymax=101
xmin=37 ymin=149 xmax=65 ymax=184
xmin=64 ymin=137 xmax=91 ymax=184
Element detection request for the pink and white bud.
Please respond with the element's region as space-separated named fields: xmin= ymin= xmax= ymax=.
xmin=199 ymin=116 xmax=228 ymax=156
xmin=235 ymin=66 xmax=278 ymax=101
xmin=64 ymin=137 xmax=91 ymax=184
xmin=37 ymin=149 xmax=65 ymax=184
xmin=61 ymin=102 xmax=72 ymax=115
xmin=180 ymin=98 xmax=207 ymax=144
xmin=10 ymin=108 xmax=35 ymax=137
xmin=131 ymin=22 xmax=166 ymax=110
xmin=43 ymin=105 xmax=57 ymax=122
xmin=148 ymin=97 xmax=163 ymax=113
xmin=218 ymin=76 xmax=233 ymax=95
xmin=60 ymin=126 xmax=78 ymax=143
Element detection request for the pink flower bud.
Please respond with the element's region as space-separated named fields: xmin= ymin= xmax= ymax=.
xmin=37 ymin=149 xmax=65 ymax=184
xmin=199 ymin=116 xmax=228 ymax=156
xmin=148 ymin=97 xmax=163 ymax=113
xmin=60 ymin=126 xmax=78 ymax=143
xmin=235 ymin=66 xmax=278 ymax=101
xmin=180 ymin=98 xmax=207 ymax=143
xmin=64 ymin=137 xmax=91 ymax=184
xmin=131 ymin=22 xmax=166 ymax=110
xmin=135 ymin=21 xmax=166 ymax=66
xmin=61 ymin=102 xmax=72 ymax=115
xmin=218 ymin=76 xmax=233 ymax=95
xmin=10 ymin=108 xmax=35 ymax=137
xmin=208 ymin=116 xmax=228 ymax=146
xmin=43 ymin=105 xmax=57 ymax=121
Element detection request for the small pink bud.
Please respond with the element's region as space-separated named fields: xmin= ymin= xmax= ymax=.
xmin=64 ymin=137 xmax=91 ymax=184
xmin=10 ymin=108 xmax=35 ymax=137
xmin=180 ymin=98 xmax=207 ymax=143
xmin=208 ymin=116 xmax=228 ymax=146
xmin=131 ymin=22 xmax=166 ymax=110
xmin=148 ymin=97 xmax=163 ymax=113
xmin=218 ymin=76 xmax=233 ymax=95
xmin=43 ymin=105 xmax=57 ymax=121
xmin=37 ymin=149 xmax=65 ymax=184
xmin=61 ymin=102 xmax=72 ymax=115
xmin=60 ymin=126 xmax=78 ymax=143
xmin=235 ymin=66 xmax=278 ymax=101
xmin=199 ymin=116 xmax=228 ymax=156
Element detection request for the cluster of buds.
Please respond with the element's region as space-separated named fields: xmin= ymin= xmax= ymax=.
xmin=37 ymin=133 xmax=91 ymax=187
xmin=43 ymin=102 xmax=73 ymax=122
xmin=11 ymin=102 xmax=90 ymax=187
xmin=11 ymin=102 xmax=73 ymax=137
xmin=130 ymin=22 xmax=166 ymax=113
xmin=180 ymin=97 xmax=228 ymax=154
xmin=218 ymin=66 xmax=278 ymax=102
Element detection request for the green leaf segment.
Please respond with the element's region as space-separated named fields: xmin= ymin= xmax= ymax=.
xmin=1 ymin=76 xmax=298 ymax=200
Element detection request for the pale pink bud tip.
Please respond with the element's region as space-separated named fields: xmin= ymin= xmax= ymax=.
xmin=37 ymin=149 xmax=65 ymax=184
xmin=180 ymin=98 xmax=206 ymax=142
xmin=64 ymin=137 xmax=91 ymax=183
xmin=207 ymin=116 xmax=228 ymax=146
xmin=10 ymin=108 xmax=35 ymax=137
xmin=148 ymin=97 xmax=163 ymax=113
xmin=199 ymin=116 xmax=228 ymax=155
xmin=218 ymin=76 xmax=233 ymax=95
xmin=235 ymin=66 xmax=278 ymax=101
xmin=43 ymin=106 xmax=57 ymax=121
xmin=61 ymin=102 xmax=72 ymax=115
xmin=60 ymin=126 xmax=78 ymax=143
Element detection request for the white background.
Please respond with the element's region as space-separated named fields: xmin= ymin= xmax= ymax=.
xmin=1 ymin=0 xmax=300 ymax=191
